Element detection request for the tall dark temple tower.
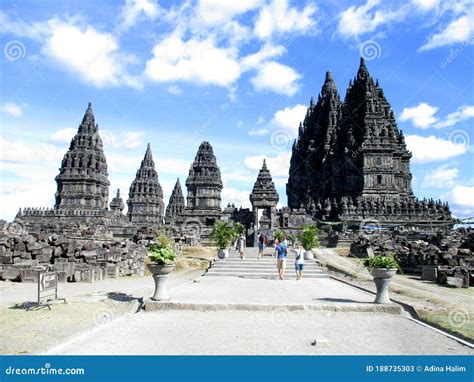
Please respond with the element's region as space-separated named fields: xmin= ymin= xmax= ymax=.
xmin=287 ymin=58 xmax=452 ymax=226
xmin=54 ymin=103 xmax=110 ymax=211
xmin=127 ymin=144 xmax=165 ymax=225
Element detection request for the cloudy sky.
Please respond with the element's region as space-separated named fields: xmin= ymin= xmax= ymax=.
xmin=0 ymin=0 xmax=473 ymax=221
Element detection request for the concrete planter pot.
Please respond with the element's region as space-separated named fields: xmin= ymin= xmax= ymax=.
xmin=370 ymin=268 xmax=397 ymax=304
xmin=304 ymin=249 xmax=314 ymax=260
xmin=146 ymin=263 xmax=175 ymax=301
xmin=217 ymin=248 xmax=229 ymax=259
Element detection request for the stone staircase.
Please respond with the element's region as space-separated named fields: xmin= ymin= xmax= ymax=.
xmin=206 ymin=249 xmax=329 ymax=279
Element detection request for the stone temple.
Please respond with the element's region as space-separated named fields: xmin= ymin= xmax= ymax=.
xmin=14 ymin=59 xmax=453 ymax=246
xmin=287 ymin=58 xmax=452 ymax=229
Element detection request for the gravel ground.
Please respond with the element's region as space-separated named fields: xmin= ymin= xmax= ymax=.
xmin=47 ymin=310 xmax=473 ymax=355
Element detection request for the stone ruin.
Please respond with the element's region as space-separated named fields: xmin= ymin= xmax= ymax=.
xmin=0 ymin=221 xmax=146 ymax=283
xmin=350 ymin=229 xmax=474 ymax=288
xmin=3 ymin=58 xmax=460 ymax=282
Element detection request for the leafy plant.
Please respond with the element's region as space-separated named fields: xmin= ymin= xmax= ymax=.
xmin=274 ymin=229 xmax=285 ymax=242
xmin=147 ymin=231 xmax=176 ymax=265
xmin=361 ymin=255 xmax=399 ymax=270
xmin=232 ymin=222 xmax=245 ymax=239
xmin=300 ymin=225 xmax=320 ymax=250
xmin=210 ymin=221 xmax=235 ymax=249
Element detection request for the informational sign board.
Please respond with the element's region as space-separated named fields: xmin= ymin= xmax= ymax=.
xmin=29 ymin=270 xmax=66 ymax=310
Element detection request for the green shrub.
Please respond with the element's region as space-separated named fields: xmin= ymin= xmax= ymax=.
xmin=210 ymin=221 xmax=235 ymax=249
xmin=361 ymin=255 xmax=399 ymax=270
xmin=147 ymin=231 xmax=176 ymax=265
xmin=300 ymin=225 xmax=320 ymax=250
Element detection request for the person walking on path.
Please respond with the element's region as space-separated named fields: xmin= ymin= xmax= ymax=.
xmin=293 ymin=243 xmax=304 ymax=280
xmin=274 ymin=238 xmax=287 ymax=280
xmin=257 ymin=233 xmax=266 ymax=259
xmin=236 ymin=232 xmax=246 ymax=260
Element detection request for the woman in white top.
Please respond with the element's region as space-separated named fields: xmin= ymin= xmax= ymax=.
xmin=293 ymin=243 xmax=304 ymax=280
xmin=236 ymin=232 xmax=246 ymax=260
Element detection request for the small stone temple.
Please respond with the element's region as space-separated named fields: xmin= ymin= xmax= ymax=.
xmin=127 ymin=143 xmax=164 ymax=226
xmin=14 ymin=58 xmax=453 ymax=246
xmin=250 ymin=160 xmax=279 ymax=245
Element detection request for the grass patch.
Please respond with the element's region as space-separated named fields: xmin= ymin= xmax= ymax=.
xmin=417 ymin=309 xmax=474 ymax=342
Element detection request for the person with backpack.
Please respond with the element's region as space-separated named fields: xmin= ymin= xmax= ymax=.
xmin=274 ymin=238 xmax=287 ymax=280
xmin=293 ymin=243 xmax=304 ymax=280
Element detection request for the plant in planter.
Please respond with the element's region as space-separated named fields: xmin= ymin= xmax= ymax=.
xmin=232 ymin=222 xmax=245 ymax=237
xmin=210 ymin=221 xmax=236 ymax=259
xmin=146 ymin=232 xmax=177 ymax=301
xmin=361 ymin=255 xmax=400 ymax=304
xmin=300 ymin=225 xmax=320 ymax=260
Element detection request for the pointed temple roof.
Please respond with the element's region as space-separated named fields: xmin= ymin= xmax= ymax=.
xmin=109 ymin=189 xmax=124 ymax=213
xmin=54 ymin=102 xmax=110 ymax=210
xmin=250 ymin=159 xmax=279 ymax=205
xmin=127 ymin=144 xmax=164 ymax=225
xmin=185 ymin=141 xmax=223 ymax=189
xmin=165 ymin=178 xmax=185 ymax=224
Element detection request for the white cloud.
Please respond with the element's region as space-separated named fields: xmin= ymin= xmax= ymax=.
xmin=221 ymin=187 xmax=251 ymax=209
xmin=250 ymin=61 xmax=301 ymax=95
xmin=123 ymin=131 xmax=144 ymax=149
xmin=249 ymin=104 xmax=306 ymax=136
xmin=145 ymin=34 xmax=241 ymax=86
xmin=399 ymin=102 xmax=439 ymax=128
xmin=48 ymin=128 xmax=77 ymax=145
xmin=442 ymin=186 xmax=474 ymax=219
xmin=268 ymin=104 xmax=306 ymax=132
xmin=167 ymin=85 xmax=182 ymax=95
xmin=195 ymin=0 xmax=261 ymax=26
xmin=420 ymin=13 xmax=474 ymax=51
xmin=337 ymin=0 xmax=403 ymax=38
xmin=254 ymin=0 xmax=317 ymax=40
xmin=1 ymin=102 xmax=23 ymax=117
xmin=412 ymin=0 xmax=439 ymax=12
xmin=117 ymin=0 xmax=160 ymax=31
xmin=240 ymin=43 xmax=286 ymax=71
xmin=434 ymin=105 xmax=474 ymax=128
xmin=244 ymin=151 xmax=291 ymax=177
xmin=42 ymin=20 xmax=140 ymax=88
xmin=422 ymin=165 xmax=459 ymax=188
xmin=405 ymin=134 xmax=468 ymax=163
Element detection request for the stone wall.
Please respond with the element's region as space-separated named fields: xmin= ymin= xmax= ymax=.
xmin=0 ymin=222 xmax=146 ymax=283
xmin=349 ymin=229 xmax=474 ymax=288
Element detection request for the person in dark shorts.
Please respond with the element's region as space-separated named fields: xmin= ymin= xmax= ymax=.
xmin=258 ymin=233 xmax=266 ymax=259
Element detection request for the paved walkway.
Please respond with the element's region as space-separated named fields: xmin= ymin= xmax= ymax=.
xmin=44 ymin=273 xmax=473 ymax=355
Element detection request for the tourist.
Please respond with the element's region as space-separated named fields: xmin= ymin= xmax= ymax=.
xmin=274 ymin=239 xmax=287 ymax=280
xmin=258 ymin=233 xmax=266 ymax=259
xmin=293 ymin=243 xmax=304 ymax=280
xmin=236 ymin=231 xmax=246 ymax=260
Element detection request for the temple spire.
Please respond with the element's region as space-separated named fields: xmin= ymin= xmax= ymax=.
xmin=165 ymin=178 xmax=185 ymax=224
xmin=142 ymin=143 xmax=154 ymax=167
xmin=357 ymin=56 xmax=370 ymax=81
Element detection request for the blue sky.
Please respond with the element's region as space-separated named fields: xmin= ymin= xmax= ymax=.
xmin=0 ymin=0 xmax=473 ymax=221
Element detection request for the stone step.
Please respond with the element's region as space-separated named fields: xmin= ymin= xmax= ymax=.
xmin=208 ymin=267 xmax=325 ymax=273
xmin=205 ymin=272 xmax=329 ymax=279
xmin=210 ymin=265 xmax=325 ymax=271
